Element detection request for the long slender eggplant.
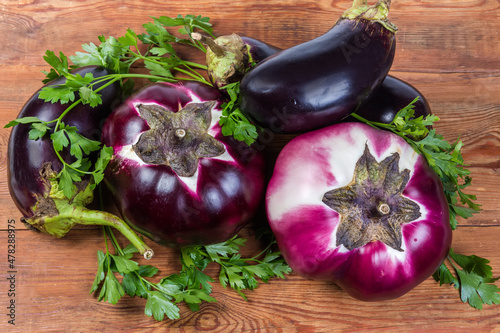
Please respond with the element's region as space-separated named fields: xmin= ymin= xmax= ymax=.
xmin=210 ymin=35 xmax=428 ymax=125
xmin=239 ymin=0 xmax=397 ymax=133
xmin=7 ymin=66 xmax=154 ymax=258
xmin=8 ymin=66 xmax=119 ymax=217
xmin=205 ymin=34 xmax=429 ymax=126
xmin=241 ymin=36 xmax=282 ymax=63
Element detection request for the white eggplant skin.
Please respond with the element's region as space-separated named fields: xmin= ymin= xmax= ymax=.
xmin=266 ymin=122 xmax=451 ymax=301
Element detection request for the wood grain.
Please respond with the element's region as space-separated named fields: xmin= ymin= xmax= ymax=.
xmin=1 ymin=226 xmax=499 ymax=332
xmin=1 ymin=0 xmax=500 ymax=331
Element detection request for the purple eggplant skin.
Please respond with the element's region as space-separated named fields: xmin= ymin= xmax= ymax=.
xmin=7 ymin=66 xmax=121 ymax=218
xmin=239 ymin=4 xmax=396 ymax=134
xmin=240 ymin=36 xmax=282 ymax=63
xmin=236 ymin=39 xmax=429 ymax=125
xmin=347 ymin=75 xmax=432 ymax=123
xmin=101 ymin=81 xmax=266 ymax=247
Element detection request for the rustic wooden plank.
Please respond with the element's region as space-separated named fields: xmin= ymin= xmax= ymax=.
xmin=0 ymin=225 xmax=499 ymax=332
xmin=2 ymin=1 xmax=500 ymax=72
xmin=1 ymin=0 xmax=500 ymax=331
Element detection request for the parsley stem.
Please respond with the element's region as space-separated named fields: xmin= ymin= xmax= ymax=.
xmin=106 ymin=226 xmax=126 ymax=257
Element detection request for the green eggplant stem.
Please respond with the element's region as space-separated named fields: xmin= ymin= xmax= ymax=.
xmin=22 ymin=164 xmax=154 ymax=260
xmin=46 ymin=205 xmax=154 ymax=260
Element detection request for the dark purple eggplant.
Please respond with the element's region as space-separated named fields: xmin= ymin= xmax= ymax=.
xmin=7 ymin=66 xmax=154 ymax=258
xmin=348 ymin=75 xmax=431 ymax=123
xmin=101 ymin=81 xmax=266 ymax=247
xmin=233 ymin=39 xmax=430 ymax=124
xmin=239 ymin=0 xmax=397 ymax=133
xmin=8 ymin=66 xmax=119 ymax=217
xmin=193 ymin=32 xmax=281 ymax=89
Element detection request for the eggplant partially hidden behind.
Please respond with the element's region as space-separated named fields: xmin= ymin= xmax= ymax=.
xmin=347 ymin=74 xmax=432 ymax=123
xmin=238 ymin=0 xmax=398 ymax=133
xmin=7 ymin=66 xmax=154 ymax=259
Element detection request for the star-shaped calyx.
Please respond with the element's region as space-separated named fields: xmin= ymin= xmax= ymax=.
xmin=132 ymin=101 xmax=225 ymax=177
xmin=322 ymin=144 xmax=421 ymax=252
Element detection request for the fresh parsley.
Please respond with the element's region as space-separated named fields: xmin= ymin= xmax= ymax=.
xmin=91 ymin=227 xmax=218 ymax=320
xmin=181 ymin=235 xmax=292 ymax=300
xmin=433 ymin=249 xmax=500 ymax=309
xmin=92 ymin=228 xmax=290 ymax=321
xmin=219 ymin=82 xmax=259 ymax=145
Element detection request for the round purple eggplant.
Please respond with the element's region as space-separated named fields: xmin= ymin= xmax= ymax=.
xmin=239 ymin=0 xmax=397 ymax=133
xmin=7 ymin=66 xmax=154 ymax=259
xmin=101 ymin=81 xmax=266 ymax=247
xmin=348 ymin=75 xmax=432 ymax=123
xmin=267 ymin=122 xmax=451 ymax=301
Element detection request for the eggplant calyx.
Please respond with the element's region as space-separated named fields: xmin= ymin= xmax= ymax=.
xmin=193 ymin=32 xmax=251 ymax=89
xmin=322 ymin=144 xmax=421 ymax=252
xmin=133 ymin=101 xmax=225 ymax=177
xmin=342 ymin=0 xmax=397 ymax=34
xmin=22 ymin=164 xmax=154 ymax=260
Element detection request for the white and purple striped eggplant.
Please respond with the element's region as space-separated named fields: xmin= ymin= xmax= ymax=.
xmin=266 ymin=122 xmax=451 ymax=301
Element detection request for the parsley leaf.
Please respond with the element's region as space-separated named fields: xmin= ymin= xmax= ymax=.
xmin=29 ymin=122 xmax=51 ymax=140
xmin=145 ymin=291 xmax=180 ymax=321
xmin=4 ymin=116 xmax=45 ymax=128
xmin=89 ymin=250 xmax=107 ymax=294
xmin=99 ymin=271 xmax=125 ymax=304
xmin=43 ymin=50 xmax=70 ymax=78
xmin=219 ymin=82 xmax=259 ymax=145
xmin=434 ymin=249 xmax=500 ymax=309
xmin=181 ymin=235 xmax=292 ymax=300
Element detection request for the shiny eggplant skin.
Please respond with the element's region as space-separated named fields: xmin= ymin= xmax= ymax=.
xmin=240 ymin=18 xmax=396 ymax=133
xmin=348 ymin=75 xmax=431 ymax=123
xmin=240 ymin=36 xmax=281 ymax=63
xmin=266 ymin=122 xmax=451 ymax=301
xmin=7 ymin=66 xmax=121 ymax=218
xmin=101 ymin=81 xmax=266 ymax=247
xmin=238 ymin=37 xmax=427 ymax=125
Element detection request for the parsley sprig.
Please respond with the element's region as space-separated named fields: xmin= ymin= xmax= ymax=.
xmin=91 ymin=226 xmax=217 ymax=320
xmin=181 ymin=235 xmax=292 ymax=300
xmin=433 ymin=249 xmax=500 ymax=309
xmin=92 ymin=229 xmax=291 ymax=321
xmin=219 ymin=82 xmax=259 ymax=145
xmin=351 ymin=100 xmax=499 ymax=309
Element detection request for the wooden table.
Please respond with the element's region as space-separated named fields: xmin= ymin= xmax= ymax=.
xmin=1 ymin=0 xmax=499 ymax=331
